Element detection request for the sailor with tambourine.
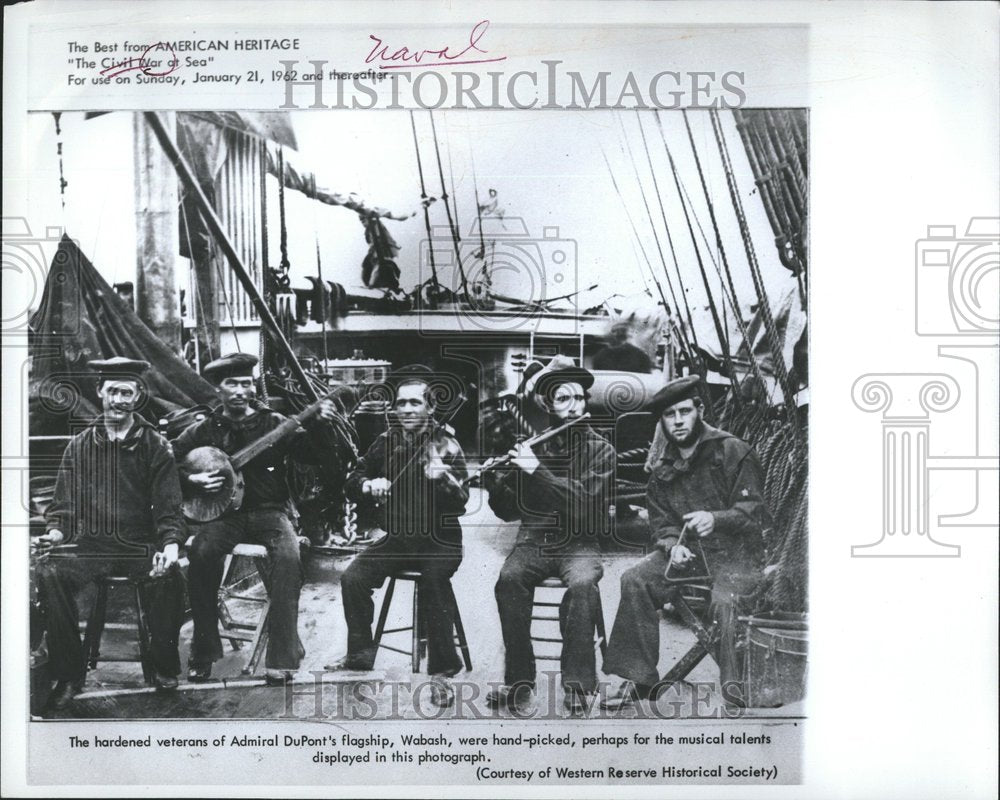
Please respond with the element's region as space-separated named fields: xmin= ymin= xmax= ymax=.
xmin=34 ymin=357 xmax=188 ymax=708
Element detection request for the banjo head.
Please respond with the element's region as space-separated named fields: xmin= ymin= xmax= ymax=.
xmin=180 ymin=446 xmax=243 ymax=522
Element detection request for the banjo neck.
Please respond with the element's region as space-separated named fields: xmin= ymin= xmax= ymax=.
xmin=228 ymin=396 xmax=330 ymax=471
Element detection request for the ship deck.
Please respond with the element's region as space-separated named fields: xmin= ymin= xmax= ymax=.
xmin=39 ymin=490 xmax=803 ymax=722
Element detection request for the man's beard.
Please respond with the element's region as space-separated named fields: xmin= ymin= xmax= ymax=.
xmin=667 ymin=418 xmax=704 ymax=448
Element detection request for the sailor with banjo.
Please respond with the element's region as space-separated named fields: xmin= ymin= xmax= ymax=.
xmin=173 ymin=353 xmax=342 ymax=685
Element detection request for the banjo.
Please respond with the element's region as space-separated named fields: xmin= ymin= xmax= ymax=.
xmin=180 ymin=394 xmax=334 ymax=522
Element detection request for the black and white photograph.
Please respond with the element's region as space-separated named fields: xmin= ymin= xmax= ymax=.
xmin=2 ymin=3 xmax=996 ymax=798
xmin=20 ymin=105 xmax=809 ymax=726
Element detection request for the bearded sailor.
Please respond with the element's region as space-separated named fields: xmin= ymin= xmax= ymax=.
xmin=602 ymin=375 xmax=773 ymax=709
xmin=484 ymin=357 xmax=615 ymax=714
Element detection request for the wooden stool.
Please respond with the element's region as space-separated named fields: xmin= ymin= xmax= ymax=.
xmin=81 ymin=574 xmax=155 ymax=684
xmin=530 ymin=577 xmax=608 ymax=661
xmin=217 ymin=543 xmax=272 ymax=676
xmin=372 ymin=570 xmax=473 ymax=674
xmin=661 ymin=584 xmax=719 ymax=684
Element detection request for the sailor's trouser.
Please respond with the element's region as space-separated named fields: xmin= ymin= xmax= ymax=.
xmin=187 ymin=509 xmax=304 ymax=671
xmin=604 ymin=548 xmax=759 ymax=699
xmin=37 ymin=555 xmax=185 ymax=682
xmin=340 ymin=539 xmax=464 ymax=676
xmin=495 ymin=544 xmax=604 ymax=693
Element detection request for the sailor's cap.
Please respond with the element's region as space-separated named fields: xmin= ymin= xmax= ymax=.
xmin=202 ymin=353 xmax=259 ymax=384
xmin=87 ymin=356 xmax=150 ymax=383
xmin=647 ymin=375 xmax=702 ymax=414
xmin=386 ymin=363 xmax=435 ymax=389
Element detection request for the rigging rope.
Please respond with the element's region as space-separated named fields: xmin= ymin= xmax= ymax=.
xmin=598 ymin=146 xmax=669 ymax=309
xmin=468 ymin=132 xmax=491 ymax=296
xmin=617 ymin=112 xmax=695 ymax=347
xmin=428 ymin=110 xmax=470 ymax=300
xmin=628 ymin=238 xmax=652 ymax=294
xmin=649 ymin=112 xmax=703 ymax=345
xmin=277 ymin=146 xmax=292 ymax=291
xmin=673 ymin=173 xmax=771 ymax=399
xmin=776 ymin=110 xmax=808 ymax=216
xmin=615 ymin=114 xmax=685 ymax=319
xmin=469 ymin=143 xmax=486 ymax=257
xmin=736 ymin=111 xmax=803 ymax=276
xmin=315 ymin=234 xmax=330 ymax=366
xmin=258 ymin=142 xmax=270 ymax=404
xmin=711 ymin=110 xmax=802 ymax=443
xmin=631 ymin=111 xmax=700 ymax=347
xmin=444 ymin=113 xmax=462 ymax=241
xmin=655 ymin=111 xmax=741 ymax=401
xmin=599 ymin=145 xmax=696 ymax=367
xmin=682 ymin=111 xmax=745 ymax=341
xmin=409 ymin=110 xmax=441 ymax=298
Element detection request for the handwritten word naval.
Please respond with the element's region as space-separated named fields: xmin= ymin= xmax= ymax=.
xmin=365 ymin=20 xmax=507 ymax=70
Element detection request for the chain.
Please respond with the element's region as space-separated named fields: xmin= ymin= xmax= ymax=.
xmin=342 ymin=499 xmax=358 ymax=542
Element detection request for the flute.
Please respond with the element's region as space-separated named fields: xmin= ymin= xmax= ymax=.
xmin=464 ymin=413 xmax=591 ymax=485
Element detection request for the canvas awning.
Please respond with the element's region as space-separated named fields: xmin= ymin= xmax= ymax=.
xmin=29 ymin=235 xmax=218 ymax=434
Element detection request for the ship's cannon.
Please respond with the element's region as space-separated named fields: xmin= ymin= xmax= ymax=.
xmin=584 ymin=370 xmax=667 ymax=420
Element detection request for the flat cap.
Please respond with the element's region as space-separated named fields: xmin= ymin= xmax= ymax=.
xmin=87 ymin=356 xmax=150 ymax=381
xmin=647 ymin=374 xmax=702 ymax=414
xmin=202 ymin=352 xmax=258 ymax=384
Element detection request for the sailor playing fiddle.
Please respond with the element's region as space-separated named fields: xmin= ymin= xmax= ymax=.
xmin=328 ymin=364 xmax=469 ymax=708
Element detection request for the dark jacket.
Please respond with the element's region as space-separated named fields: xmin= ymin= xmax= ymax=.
xmin=45 ymin=415 xmax=185 ymax=552
xmin=647 ymin=423 xmax=771 ymax=571
xmin=345 ymin=425 xmax=469 ymax=551
xmin=173 ymin=401 xmax=325 ymax=513
xmin=485 ymin=423 xmax=615 ymax=549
